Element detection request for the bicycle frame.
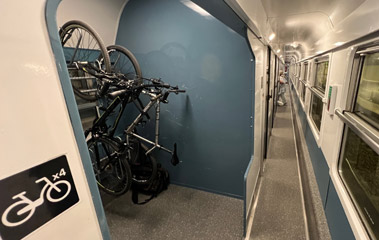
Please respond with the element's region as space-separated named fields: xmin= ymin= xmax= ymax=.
xmin=125 ymin=90 xmax=173 ymax=155
xmin=86 ymin=93 xmax=131 ymax=139
xmin=87 ymin=87 xmax=174 ymax=156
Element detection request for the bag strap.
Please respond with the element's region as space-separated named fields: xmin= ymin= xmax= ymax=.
xmin=132 ymin=188 xmax=156 ymax=205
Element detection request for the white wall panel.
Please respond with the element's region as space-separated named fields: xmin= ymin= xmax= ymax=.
xmin=57 ymin=0 xmax=128 ymax=46
xmin=245 ymin=29 xmax=266 ymax=217
xmin=316 ymin=0 xmax=379 ymax=55
xmin=0 ymin=0 xmax=102 ymax=239
xmin=320 ymin=50 xmax=350 ymax=167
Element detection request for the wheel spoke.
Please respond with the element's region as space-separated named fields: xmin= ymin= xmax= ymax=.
xmin=86 ymin=137 xmax=131 ymax=195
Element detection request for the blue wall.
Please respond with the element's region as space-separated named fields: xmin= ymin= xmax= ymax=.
xmin=290 ymin=85 xmax=354 ymax=240
xmin=294 ymin=96 xmax=330 ymax=206
xmin=325 ymin=181 xmax=355 ymax=240
xmin=115 ymin=0 xmax=255 ymax=198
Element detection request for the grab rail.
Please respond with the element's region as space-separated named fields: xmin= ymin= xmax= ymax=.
xmin=308 ymin=86 xmax=324 ymax=98
xmin=335 ymin=109 xmax=379 ymax=154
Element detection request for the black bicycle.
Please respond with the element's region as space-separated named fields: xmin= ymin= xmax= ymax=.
xmin=59 ymin=20 xmax=142 ymax=101
xmin=85 ymin=76 xmax=185 ymax=195
xmin=59 ymin=20 xmax=185 ymax=196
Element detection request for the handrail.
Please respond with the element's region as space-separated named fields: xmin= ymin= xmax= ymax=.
xmin=356 ymin=46 xmax=379 ymax=55
xmin=308 ymin=86 xmax=324 ymax=98
xmin=335 ymin=109 xmax=379 ymax=155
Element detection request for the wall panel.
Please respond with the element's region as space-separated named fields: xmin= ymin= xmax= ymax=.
xmin=115 ymin=0 xmax=255 ymax=197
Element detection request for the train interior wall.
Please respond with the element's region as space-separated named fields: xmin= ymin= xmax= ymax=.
xmin=114 ymin=0 xmax=255 ymax=198
xmin=290 ymin=84 xmax=355 ymax=240
xmin=54 ymin=0 xmax=258 ymax=238
xmin=57 ymin=0 xmax=256 ymax=199
xmin=4 ymin=0 xmax=377 ymax=239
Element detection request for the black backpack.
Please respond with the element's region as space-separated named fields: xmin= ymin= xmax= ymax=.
xmin=131 ymin=164 xmax=170 ymax=205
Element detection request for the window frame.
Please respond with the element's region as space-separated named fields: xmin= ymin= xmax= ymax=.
xmin=296 ymin=63 xmax=301 ymax=91
xmin=336 ymin=43 xmax=379 ymax=240
xmin=300 ymin=62 xmax=308 ymax=103
xmin=313 ymin=59 xmax=329 ymax=94
xmin=308 ymin=56 xmax=329 ymax=137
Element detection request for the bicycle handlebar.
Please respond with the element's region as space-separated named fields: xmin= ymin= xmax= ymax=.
xmin=171 ymin=89 xmax=186 ymax=93
xmin=73 ymin=61 xmax=185 ymax=98
xmin=107 ymin=83 xmax=185 ymax=100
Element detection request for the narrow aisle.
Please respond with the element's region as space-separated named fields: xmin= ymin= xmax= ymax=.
xmin=250 ymin=87 xmax=306 ymax=240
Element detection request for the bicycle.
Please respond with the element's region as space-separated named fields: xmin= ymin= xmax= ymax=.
xmin=59 ymin=21 xmax=142 ymax=101
xmin=59 ymin=21 xmax=185 ymax=196
xmin=81 ymin=45 xmax=143 ymax=196
xmin=59 ymin=20 xmax=111 ymax=102
xmin=1 ymin=177 xmax=71 ymax=227
xmin=86 ymin=77 xmax=185 ymax=194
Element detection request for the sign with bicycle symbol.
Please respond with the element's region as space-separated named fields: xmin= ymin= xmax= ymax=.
xmin=0 ymin=155 xmax=79 ymax=240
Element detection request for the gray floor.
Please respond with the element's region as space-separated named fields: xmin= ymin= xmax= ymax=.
xmin=250 ymin=88 xmax=307 ymax=240
xmin=103 ymin=185 xmax=244 ymax=240
xmin=290 ymin=88 xmax=332 ymax=240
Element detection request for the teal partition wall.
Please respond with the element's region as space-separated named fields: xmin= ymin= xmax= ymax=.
xmin=116 ymin=0 xmax=255 ymax=198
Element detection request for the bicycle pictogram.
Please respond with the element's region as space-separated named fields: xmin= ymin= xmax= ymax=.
xmin=1 ymin=168 xmax=71 ymax=227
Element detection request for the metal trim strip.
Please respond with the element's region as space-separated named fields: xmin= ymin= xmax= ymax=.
xmin=356 ymin=46 xmax=379 ymax=55
xmin=335 ymin=110 xmax=379 ymax=155
xmin=309 ymin=87 xmax=324 ymax=98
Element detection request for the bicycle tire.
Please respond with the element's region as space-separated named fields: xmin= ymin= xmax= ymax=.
xmin=87 ymin=136 xmax=132 ymax=196
xmin=59 ymin=20 xmax=111 ymax=101
xmin=131 ymin=143 xmax=158 ymax=185
xmin=107 ymin=45 xmax=142 ymax=85
xmin=124 ymin=136 xmax=140 ymax=165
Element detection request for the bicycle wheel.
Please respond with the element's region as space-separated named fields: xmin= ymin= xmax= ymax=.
xmin=125 ymin=136 xmax=140 ymax=165
xmin=59 ymin=20 xmax=111 ymax=101
xmin=87 ymin=136 xmax=132 ymax=196
xmin=130 ymin=143 xmax=158 ymax=185
xmin=107 ymin=45 xmax=142 ymax=85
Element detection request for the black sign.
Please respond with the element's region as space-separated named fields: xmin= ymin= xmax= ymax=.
xmin=0 ymin=155 xmax=79 ymax=240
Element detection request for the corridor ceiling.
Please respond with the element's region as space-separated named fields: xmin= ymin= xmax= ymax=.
xmin=194 ymin=0 xmax=370 ymax=62
xmin=261 ymin=0 xmax=365 ymax=62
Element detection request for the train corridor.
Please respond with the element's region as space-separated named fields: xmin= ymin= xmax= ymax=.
xmin=247 ymin=85 xmax=331 ymax=240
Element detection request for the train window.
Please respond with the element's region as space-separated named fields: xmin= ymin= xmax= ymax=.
xmin=297 ymin=63 xmax=301 ymax=89
xmin=314 ymin=61 xmax=329 ymax=93
xmin=301 ymin=82 xmax=306 ymax=102
xmin=303 ymin=63 xmax=308 ymax=81
xmin=338 ymin=48 xmax=379 ymax=239
xmin=339 ymin=128 xmax=379 ymax=239
xmin=300 ymin=63 xmax=308 ymax=102
xmin=290 ymin=65 xmax=294 ymax=82
xmin=354 ymin=52 xmax=379 ymax=129
xmin=310 ymin=93 xmax=323 ymax=130
xmin=297 ymin=63 xmax=301 ymax=76
xmin=309 ymin=59 xmax=328 ymax=132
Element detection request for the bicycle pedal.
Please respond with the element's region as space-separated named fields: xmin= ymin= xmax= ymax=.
xmin=171 ymin=143 xmax=179 ymax=166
